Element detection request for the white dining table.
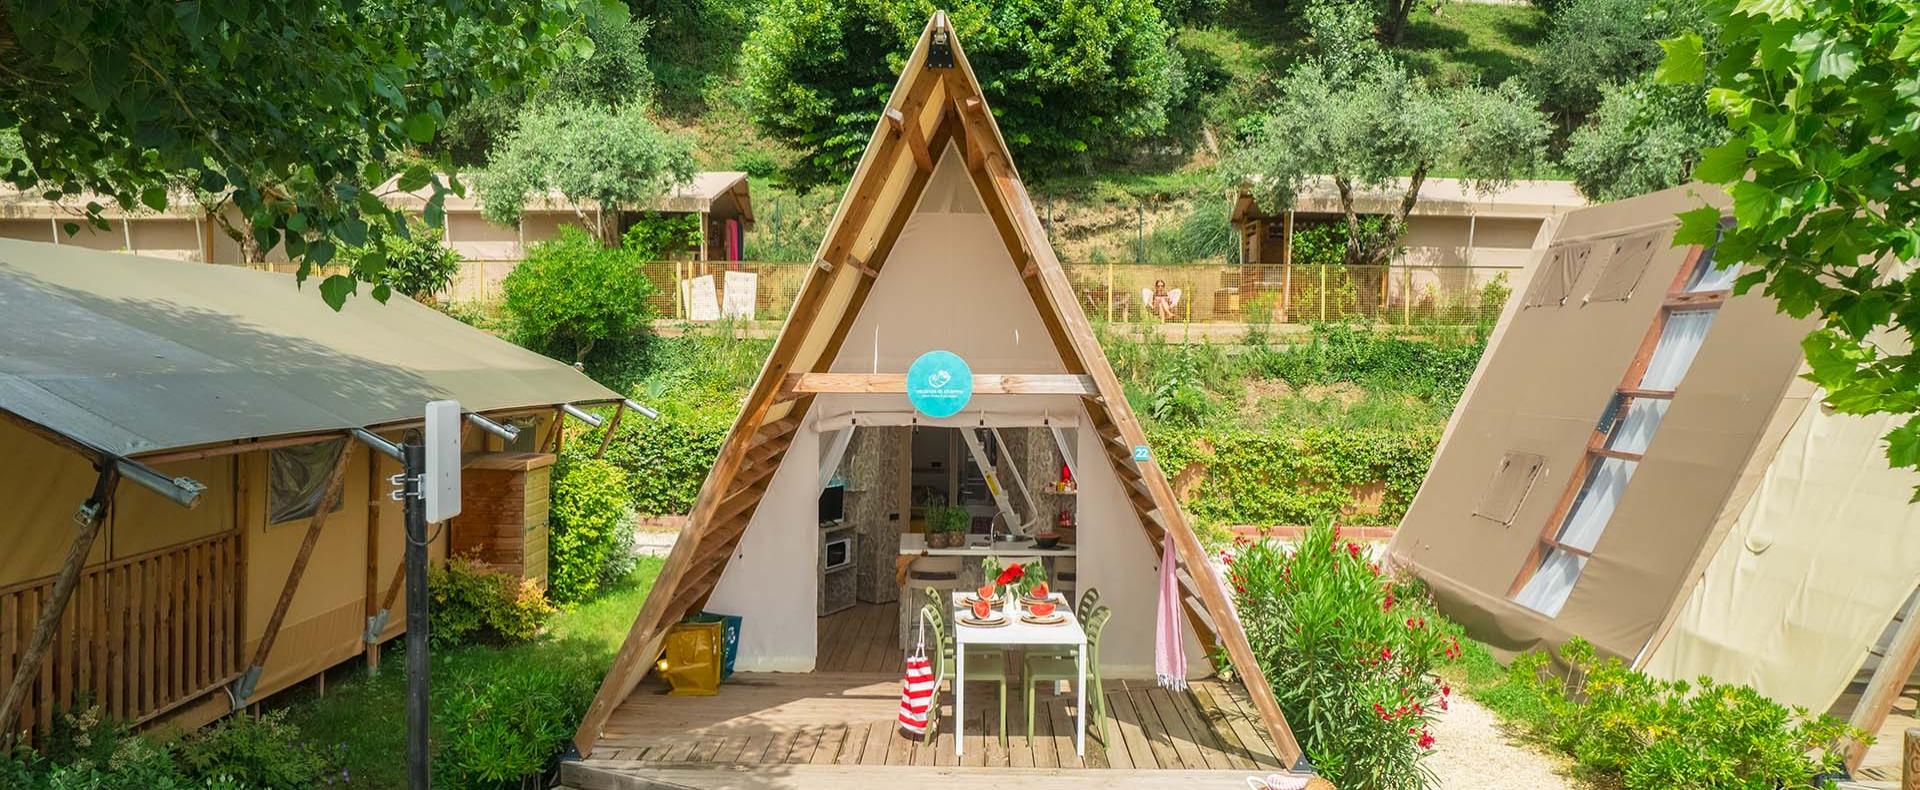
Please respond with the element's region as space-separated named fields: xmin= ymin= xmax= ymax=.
xmin=950 ymin=590 xmax=1087 ymax=757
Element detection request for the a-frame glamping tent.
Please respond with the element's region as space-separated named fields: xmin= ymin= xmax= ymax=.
xmin=1390 ymin=183 xmax=1920 ymax=776
xmin=573 ymin=11 xmax=1304 ymax=772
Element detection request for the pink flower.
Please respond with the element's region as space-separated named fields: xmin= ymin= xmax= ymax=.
xmin=1346 ymin=542 xmax=1362 ymax=559
xmin=1417 ymin=729 xmax=1435 ymax=749
xmin=1381 ymin=647 xmax=1394 ymax=661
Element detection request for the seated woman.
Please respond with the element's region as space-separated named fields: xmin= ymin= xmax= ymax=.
xmin=1144 ymin=280 xmax=1180 ymax=320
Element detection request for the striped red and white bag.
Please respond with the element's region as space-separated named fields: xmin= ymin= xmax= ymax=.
xmin=897 ymin=616 xmax=935 ymax=740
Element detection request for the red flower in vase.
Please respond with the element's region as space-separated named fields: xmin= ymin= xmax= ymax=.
xmin=996 ymin=563 xmax=1024 ymax=587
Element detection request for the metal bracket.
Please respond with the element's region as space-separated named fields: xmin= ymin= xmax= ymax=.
xmin=1291 ymin=754 xmax=1317 ymax=774
xmin=227 ymin=665 xmax=263 ymax=709
xmin=364 ymin=609 xmax=391 ymax=644
xmin=388 ymin=473 xmax=421 ymax=500
xmin=72 ymin=498 xmax=104 ymax=528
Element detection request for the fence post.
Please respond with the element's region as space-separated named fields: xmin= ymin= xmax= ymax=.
xmin=1319 ymin=265 xmax=1327 ymax=322
xmin=1106 ymin=260 xmax=1114 ymax=323
xmin=1403 ymin=260 xmax=1413 ymax=326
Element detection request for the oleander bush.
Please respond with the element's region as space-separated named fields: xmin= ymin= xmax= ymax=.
xmin=428 ymin=555 xmax=557 ymax=647
xmin=434 ymin=655 xmax=600 ymax=788
xmin=548 ymin=456 xmax=638 ymax=604
xmin=1503 ymin=638 xmax=1863 ymax=789
xmin=0 ymin=705 xmax=336 ymax=790
xmin=174 ymin=710 xmax=338 ymax=789
xmin=1223 ymin=521 xmax=1465 ymax=790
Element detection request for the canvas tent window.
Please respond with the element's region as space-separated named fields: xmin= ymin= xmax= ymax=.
xmin=1587 ymin=232 xmax=1660 ymax=303
xmin=1684 ymin=241 xmax=1740 ymax=293
xmin=1473 ymin=451 xmax=1546 ymax=525
xmin=268 ymin=439 xmax=347 ymax=524
xmin=1522 ymin=244 xmax=1592 ymax=308
xmin=1516 ymin=548 xmax=1585 ymax=617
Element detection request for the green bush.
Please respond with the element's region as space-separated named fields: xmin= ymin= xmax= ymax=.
xmin=174 ymin=711 xmax=336 ymax=789
xmin=503 ymin=225 xmax=657 ymax=366
xmin=428 ymin=556 xmax=557 ymax=647
xmin=1247 ymin=323 xmax=1486 ymax=405
xmin=595 ymin=407 xmax=731 ymax=517
xmin=1503 ymin=638 xmax=1862 ymax=789
xmin=434 ymin=654 xmax=600 ymax=788
xmin=1154 ymin=425 xmax=1437 ymax=526
xmin=741 ymin=0 xmax=1180 ymax=187
xmin=343 ymin=218 xmax=464 ymax=304
xmin=548 ymin=456 xmax=638 ymax=604
xmin=1223 ymin=522 xmax=1465 ymax=789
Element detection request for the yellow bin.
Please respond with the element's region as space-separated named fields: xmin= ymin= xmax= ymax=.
xmin=656 ymin=620 xmax=724 ymax=696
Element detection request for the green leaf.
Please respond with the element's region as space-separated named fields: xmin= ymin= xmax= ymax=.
xmin=1733 ymin=0 xmax=1805 ymax=19
xmin=1793 ymin=32 xmax=1862 ymax=83
xmin=1895 ymin=25 xmax=1920 ymax=60
xmin=318 ymin=274 xmax=356 ymax=311
xmin=1890 ymin=417 xmax=1920 ymax=471
xmin=1674 ymin=206 xmax=1724 ymax=245
xmin=1693 ymin=140 xmax=1749 ymax=184
xmin=139 ymin=186 xmax=168 ymax=212
xmin=396 ymin=163 xmax=432 ymax=193
xmin=1655 ymin=34 xmax=1706 ymax=84
xmin=371 ymin=282 xmax=392 ymax=304
xmin=1730 ymin=180 xmax=1779 ymax=228
xmin=403 ymin=112 xmax=438 ymax=143
xmin=307 ymin=238 xmax=336 ymax=266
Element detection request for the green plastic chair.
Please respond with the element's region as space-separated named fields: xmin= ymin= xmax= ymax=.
xmin=1029 ymin=587 xmax=1100 ymax=662
xmin=1023 ymin=605 xmax=1111 ymax=743
xmin=919 ymin=600 xmax=1009 ymax=744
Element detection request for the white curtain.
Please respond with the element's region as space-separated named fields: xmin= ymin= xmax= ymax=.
xmin=1607 ymin=397 xmax=1669 ymax=455
xmin=1640 ymin=310 xmax=1716 ymax=391
xmin=1555 ymin=457 xmax=1637 ymax=551
xmin=1688 ymin=257 xmax=1740 ymax=293
xmin=1515 ymin=549 xmax=1586 ymax=617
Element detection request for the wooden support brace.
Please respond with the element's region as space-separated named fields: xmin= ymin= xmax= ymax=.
xmin=1848 ymin=591 xmax=1920 ymax=771
xmin=0 ymin=464 xmax=116 ymax=743
xmin=847 ymin=253 xmax=880 ymax=279
xmin=239 ymin=441 xmax=357 ymax=702
xmin=594 ymin=402 xmax=625 ymax=460
xmin=887 ymin=107 xmax=934 ymax=173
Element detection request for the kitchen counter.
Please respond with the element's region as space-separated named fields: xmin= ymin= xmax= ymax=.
xmin=899 ymin=532 xmax=1076 ymax=557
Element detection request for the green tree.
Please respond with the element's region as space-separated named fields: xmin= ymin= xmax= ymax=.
xmin=1230 ymin=13 xmax=1550 ymax=266
xmin=503 ymin=226 xmax=656 ymax=365
xmin=1563 ymin=77 xmax=1727 ymax=200
xmin=741 ymin=0 xmax=1180 ymax=187
xmin=1531 ymin=0 xmax=1706 ymax=119
xmin=439 ymin=3 xmax=657 ymax=164
xmin=343 ymin=220 xmax=465 ymax=304
xmin=0 ymin=0 xmax=601 ymax=308
xmin=1656 ymin=0 xmax=1920 ymax=488
xmin=475 ymin=102 xmax=696 ymax=242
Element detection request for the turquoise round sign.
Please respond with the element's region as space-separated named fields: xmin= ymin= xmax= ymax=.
xmin=906 ymin=350 xmax=973 ymax=418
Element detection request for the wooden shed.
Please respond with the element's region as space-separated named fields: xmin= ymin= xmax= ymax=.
xmin=0 ymin=239 xmax=619 ymax=739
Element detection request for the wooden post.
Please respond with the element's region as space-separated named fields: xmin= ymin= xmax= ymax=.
xmin=240 ymin=441 xmax=355 ymax=698
xmin=364 ymin=446 xmax=383 ymax=674
xmin=1849 ymin=590 xmax=1920 ymax=771
xmin=0 ymin=465 xmax=115 ymax=743
xmin=1319 ymin=265 xmax=1328 ymax=322
xmin=1903 ymin=727 xmax=1920 ymax=790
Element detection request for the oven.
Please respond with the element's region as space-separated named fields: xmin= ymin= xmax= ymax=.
xmin=823 ymin=535 xmax=854 ymax=572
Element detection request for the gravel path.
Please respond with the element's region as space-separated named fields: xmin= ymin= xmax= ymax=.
xmin=1427 ymin=694 xmax=1577 ymax=790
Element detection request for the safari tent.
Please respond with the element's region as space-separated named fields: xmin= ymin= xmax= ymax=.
xmin=0 ymin=238 xmax=618 ymax=739
xmin=1388 ymin=184 xmax=1920 ymax=776
xmin=566 ymin=13 xmax=1309 ymax=787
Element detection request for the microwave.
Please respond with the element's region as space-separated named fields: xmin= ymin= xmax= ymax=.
xmin=823 ymin=535 xmax=854 ymax=571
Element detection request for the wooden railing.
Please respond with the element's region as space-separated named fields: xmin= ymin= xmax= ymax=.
xmin=0 ymin=530 xmax=243 ymax=734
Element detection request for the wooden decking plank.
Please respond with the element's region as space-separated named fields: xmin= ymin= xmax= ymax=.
xmin=762 ymin=730 xmax=799 ymax=764
xmin=787 ymin=725 xmax=824 ymax=764
xmin=1116 ymin=685 xmax=1175 ymax=769
xmin=1146 ymin=686 xmax=1218 ymax=770
xmin=810 ymin=724 xmax=849 ymax=765
xmin=736 ymin=735 xmax=772 ymax=764
xmin=963 ymin=703 xmax=988 ymax=767
xmin=1007 ymin=684 xmax=1035 ymax=768
xmin=889 ymin=719 xmax=920 ymax=766
xmin=1221 ymin=681 xmax=1283 ymax=768
xmin=1190 ymin=681 xmax=1258 ymax=770
xmin=704 ymin=736 xmax=749 ymax=764
xmin=1098 ymin=688 xmax=1138 ymax=769
xmin=1046 ymin=682 xmax=1084 ymax=769
xmin=659 ymin=740 xmax=701 ymax=763
xmin=1029 ymin=685 xmax=1061 ymax=769
xmin=836 ymin=721 xmax=870 ymax=766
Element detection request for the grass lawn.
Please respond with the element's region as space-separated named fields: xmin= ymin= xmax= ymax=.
xmin=279 ymin=556 xmax=666 ymax=789
xmin=1400 ymin=3 xmax=1548 ymax=89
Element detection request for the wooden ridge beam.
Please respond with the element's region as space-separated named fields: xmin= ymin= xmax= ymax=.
xmin=780 ymin=372 xmax=1097 ymax=397
xmin=886 ymin=107 xmax=934 ymax=173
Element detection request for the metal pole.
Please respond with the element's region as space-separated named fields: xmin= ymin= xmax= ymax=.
xmin=402 ymin=442 xmax=431 ymax=790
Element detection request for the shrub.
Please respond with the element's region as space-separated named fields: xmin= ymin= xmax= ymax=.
xmin=174 ymin=710 xmax=335 ymax=789
xmin=1223 ymin=522 xmax=1465 ymax=789
xmin=0 ymin=707 xmax=192 ymax=790
xmin=548 ymin=456 xmax=637 ymax=604
xmin=1247 ymin=323 xmax=1486 ymax=405
xmin=428 ymin=556 xmax=557 ymax=647
xmin=503 ymin=226 xmax=657 ymax=366
xmin=1152 ymin=426 xmax=1438 ymax=526
xmin=1504 ymin=638 xmax=1863 ymax=789
xmin=344 ymin=218 xmax=463 ymax=304
xmin=434 ymin=656 xmax=600 ymax=788
xmin=595 ymin=406 xmax=731 ymax=517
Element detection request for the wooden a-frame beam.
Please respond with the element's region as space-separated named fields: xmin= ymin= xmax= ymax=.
xmin=887 ymin=107 xmax=934 ymax=173
xmin=780 ymin=372 xmax=1097 ymax=397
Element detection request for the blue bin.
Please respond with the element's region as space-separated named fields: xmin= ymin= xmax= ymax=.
xmin=691 ymin=612 xmax=742 ymax=679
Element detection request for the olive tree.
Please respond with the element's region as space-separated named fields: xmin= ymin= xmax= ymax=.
xmin=502 ymin=227 xmax=656 ymax=366
xmin=1563 ymin=77 xmax=1727 ymax=201
xmin=1230 ymin=12 xmax=1550 ymax=266
xmin=475 ymin=102 xmax=696 ymax=243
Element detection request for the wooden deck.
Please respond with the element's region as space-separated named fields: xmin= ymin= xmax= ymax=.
xmin=565 ymin=603 xmax=1289 ymax=788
